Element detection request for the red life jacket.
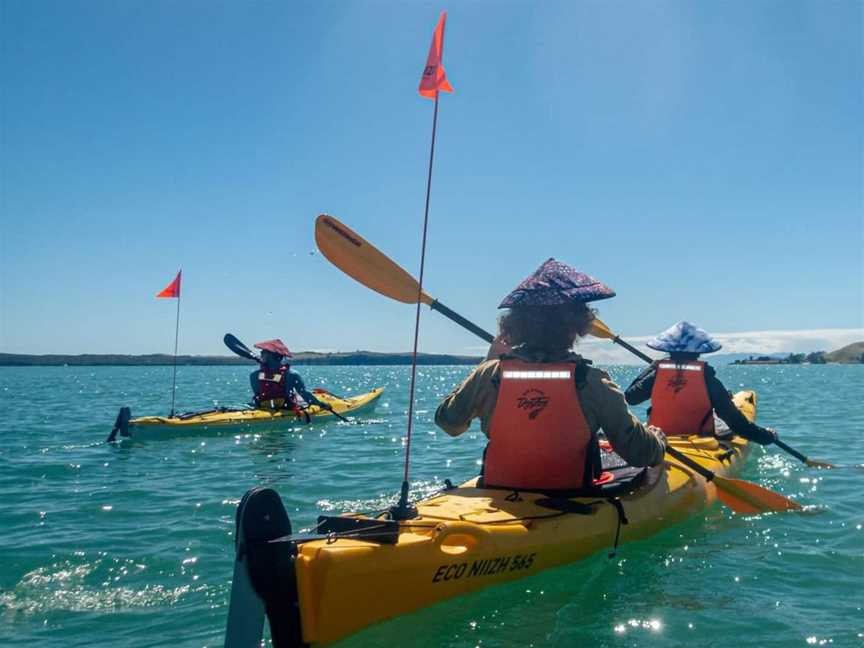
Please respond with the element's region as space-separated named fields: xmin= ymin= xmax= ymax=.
xmin=482 ymin=360 xmax=597 ymax=492
xmin=255 ymin=366 xmax=295 ymax=409
xmin=648 ymin=360 xmax=715 ymax=436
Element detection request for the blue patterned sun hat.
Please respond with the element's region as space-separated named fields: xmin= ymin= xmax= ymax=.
xmin=498 ymin=258 xmax=616 ymax=308
xmin=646 ymin=321 xmax=722 ymax=354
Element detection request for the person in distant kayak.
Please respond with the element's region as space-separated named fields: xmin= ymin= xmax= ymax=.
xmin=434 ymin=259 xmax=667 ymax=493
xmin=624 ymin=321 xmax=776 ymax=444
xmin=251 ymin=339 xmax=331 ymax=414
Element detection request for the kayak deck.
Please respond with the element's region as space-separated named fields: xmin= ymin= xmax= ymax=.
xmin=123 ymin=387 xmax=384 ymax=438
xmin=225 ymin=391 xmax=758 ymax=647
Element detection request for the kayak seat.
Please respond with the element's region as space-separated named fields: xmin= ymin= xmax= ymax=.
xmin=478 ymin=466 xmax=648 ymax=500
xmin=478 ymin=446 xmax=649 ymax=499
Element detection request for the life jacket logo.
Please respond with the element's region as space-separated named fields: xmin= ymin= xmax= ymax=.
xmin=666 ymin=373 xmax=688 ymax=394
xmin=516 ymin=389 xmax=549 ymax=420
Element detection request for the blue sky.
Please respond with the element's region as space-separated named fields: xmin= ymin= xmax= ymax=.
xmin=1 ymin=1 xmax=861 ymax=358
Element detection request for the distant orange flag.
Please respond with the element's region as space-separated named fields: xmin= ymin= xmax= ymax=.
xmin=156 ymin=270 xmax=182 ymax=298
xmin=418 ymin=12 xmax=454 ymax=99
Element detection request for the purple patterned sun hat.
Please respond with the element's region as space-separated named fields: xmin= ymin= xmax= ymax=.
xmin=646 ymin=321 xmax=722 ymax=354
xmin=498 ymin=258 xmax=616 ymax=308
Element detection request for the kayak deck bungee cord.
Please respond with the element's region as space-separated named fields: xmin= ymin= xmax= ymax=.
xmin=108 ymin=388 xmax=384 ymax=441
xmin=224 ymin=392 xmax=768 ymax=647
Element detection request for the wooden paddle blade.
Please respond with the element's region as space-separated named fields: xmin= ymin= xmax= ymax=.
xmin=589 ymin=319 xmax=656 ymax=363
xmin=805 ymin=458 xmax=836 ymax=469
xmin=714 ymin=475 xmax=802 ymax=513
xmin=589 ymin=318 xmax=617 ymax=340
xmin=715 ymin=488 xmax=766 ymax=515
xmin=315 ymin=214 xmax=434 ymax=306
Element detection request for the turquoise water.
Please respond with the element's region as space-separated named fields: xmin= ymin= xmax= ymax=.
xmin=0 ymin=364 xmax=861 ymax=647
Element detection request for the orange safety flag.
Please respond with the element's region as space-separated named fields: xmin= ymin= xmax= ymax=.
xmin=156 ymin=270 xmax=182 ymax=298
xmin=418 ymin=12 xmax=454 ymax=99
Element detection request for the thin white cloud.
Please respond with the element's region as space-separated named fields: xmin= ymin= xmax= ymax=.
xmin=708 ymin=328 xmax=864 ymax=355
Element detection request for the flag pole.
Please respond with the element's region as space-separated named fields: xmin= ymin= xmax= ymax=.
xmin=169 ymin=291 xmax=181 ymax=417
xmin=393 ymin=93 xmax=441 ymax=519
xmin=391 ymin=12 xmax=452 ymax=520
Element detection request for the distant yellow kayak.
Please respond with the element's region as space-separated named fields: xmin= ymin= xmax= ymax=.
xmin=114 ymin=388 xmax=384 ymax=440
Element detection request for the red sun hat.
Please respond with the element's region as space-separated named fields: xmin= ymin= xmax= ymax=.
xmin=254 ymin=339 xmax=292 ymax=358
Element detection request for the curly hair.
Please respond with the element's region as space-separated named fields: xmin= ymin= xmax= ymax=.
xmin=498 ymin=303 xmax=596 ymax=354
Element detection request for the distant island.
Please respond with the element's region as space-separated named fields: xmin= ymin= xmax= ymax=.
xmin=5 ymin=341 xmax=861 ymax=367
xmin=0 ymin=351 xmax=483 ymax=367
xmin=733 ymin=341 xmax=864 ymax=365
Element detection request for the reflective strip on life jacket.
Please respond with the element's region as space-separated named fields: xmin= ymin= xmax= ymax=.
xmin=657 ymin=363 xmax=701 ymax=371
xmin=258 ymin=371 xmax=283 ymax=383
xmin=483 ymin=360 xmax=595 ymax=491
xmin=648 ymin=360 xmax=715 ymax=436
xmin=501 ymin=370 xmax=572 ymax=379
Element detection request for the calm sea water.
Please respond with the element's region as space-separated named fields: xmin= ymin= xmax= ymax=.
xmin=0 ymin=364 xmax=861 ymax=647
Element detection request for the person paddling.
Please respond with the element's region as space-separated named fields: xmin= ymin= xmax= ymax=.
xmin=434 ymin=259 xmax=666 ymax=493
xmin=624 ymin=321 xmax=776 ymax=444
xmin=251 ymin=339 xmax=331 ymax=415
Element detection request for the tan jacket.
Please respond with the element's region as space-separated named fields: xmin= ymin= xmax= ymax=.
xmin=434 ymin=350 xmax=666 ymax=468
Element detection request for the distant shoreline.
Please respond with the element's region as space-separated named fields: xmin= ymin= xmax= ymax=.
xmin=0 ymin=352 xmax=484 ymax=367
xmin=732 ymin=342 xmax=864 ymax=365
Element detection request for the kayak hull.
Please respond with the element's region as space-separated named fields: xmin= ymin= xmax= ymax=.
xmin=123 ymin=387 xmax=384 ymax=439
xmin=226 ymin=391 xmax=757 ymax=647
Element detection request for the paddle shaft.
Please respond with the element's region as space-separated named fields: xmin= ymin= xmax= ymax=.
xmin=329 ymin=408 xmax=349 ymax=423
xmin=611 ymin=335 xmax=654 ymax=364
xmin=430 ymin=300 xmax=495 ymax=343
xmin=430 ymin=302 xmax=652 ymax=364
xmin=433 ymin=299 xmax=651 ymax=359
xmin=665 ymin=445 xmax=717 ymax=482
xmin=773 ymin=438 xmax=808 ymax=464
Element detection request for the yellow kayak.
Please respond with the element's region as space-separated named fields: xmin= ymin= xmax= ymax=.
xmin=224 ymin=391 xmax=762 ymax=647
xmin=111 ymin=388 xmax=384 ymax=440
